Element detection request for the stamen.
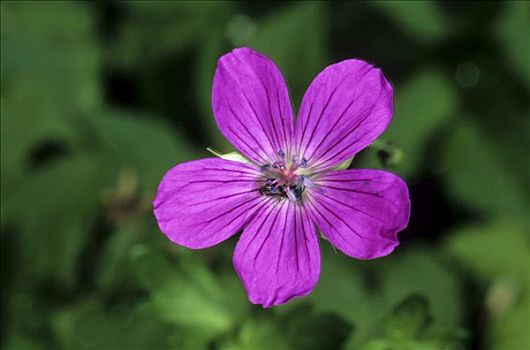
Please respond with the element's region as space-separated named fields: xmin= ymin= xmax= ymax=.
xmin=285 ymin=188 xmax=298 ymax=202
xmin=271 ymin=160 xmax=285 ymax=170
xmin=301 ymin=175 xmax=314 ymax=189
xmin=259 ymin=162 xmax=307 ymax=202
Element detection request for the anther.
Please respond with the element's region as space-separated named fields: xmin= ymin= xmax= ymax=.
xmin=271 ymin=160 xmax=285 ymax=170
xmin=260 ymin=164 xmax=271 ymax=172
xmin=259 ymin=154 xmax=308 ymax=201
xmin=286 ymin=188 xmax=298 ymax=202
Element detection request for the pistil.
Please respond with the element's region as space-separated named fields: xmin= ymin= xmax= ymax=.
xmin=259 ymin=151 xmax=309 ymax=201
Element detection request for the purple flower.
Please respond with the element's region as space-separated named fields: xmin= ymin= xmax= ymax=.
xmin=154 ymin=48 xmax=410 ymax=307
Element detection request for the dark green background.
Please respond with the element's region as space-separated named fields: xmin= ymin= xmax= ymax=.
xmin=1 ymin=1 xmax=529 ymax=349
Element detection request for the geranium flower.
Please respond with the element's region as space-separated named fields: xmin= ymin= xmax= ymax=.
xmin=154 ymin=48 xmax=410 ymax=307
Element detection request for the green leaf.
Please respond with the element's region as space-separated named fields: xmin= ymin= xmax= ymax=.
xmin=309 ymin=249 xmax=383 ymax=348
xmin=108 ymin=2 xmax=231 ymax=68
xmin=3 ymin=334 xmax=46 ymax=350
xmin=280 ymin=305 xmax=353 ymax=350
xmin=220 ymin=317 xmax=290 ymax=350
xmin=311 ymin=246 xmax=463 ymax=349
xmin=222 ymin=305 xmax=352 ymax=350
xmin=310 ymin=248 xmax=373 ymax=324
xmin=2 ymin=156 xmax=104 ymax=286
xmin=359 ymin=70 xmax=457 ymax=179
xmin=85 ymin=109 xmax=197 ymax=190
xmin=441 ymin=119 xmax=529 ymax=216
xmin=362 ymin=295 xmax=462 ymax=350
xmin=130 ymin=246 xmax=248 ymax=336
xmin=362 ymin=337 xmax=453 ymax=350
xmin=446 ymin=220 xmax=530 ymax=349
xmin=207 ymin=148 xmax=252 ymax=164
xmin=496 ymin=1 xmax=530 ymax=91
xmin=1 ymin=2 xmax=101 ymax=112
xmin=97 ymin=223 xmax=147 ymax=290
xmin=1 ymin=1 xmax=101 ymax=203
xmin=248 ymin=2 xmax=327 ymax=104
xmin=367 ymin=1 xmax=449 ymax=43
xmin=383 ymin=295 xmax=431 ymax=341
xmin=445 ymin=220 xmax=530 ymax=282
xmin=377 ymin=249 xmax=463 ymax=334
xmin=0 ymin=95 xmax=77 ymax=208
xmin=51 ymin=301 xmax=175 ymax=350
xmin=334 ymin=156 xmax=355 ymax=170
xmin=490 ymin=293 xmax=530 ymax=350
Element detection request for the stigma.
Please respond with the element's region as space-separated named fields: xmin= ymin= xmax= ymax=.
xmin=259 ymin=150 xmax=311 ymax=202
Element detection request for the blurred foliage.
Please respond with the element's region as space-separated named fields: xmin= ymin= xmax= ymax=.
xmin=446 ymin=220 xmax=530 ymax=349
xmin=442 ymin=118 xmax=529 ymax=217
xmin=1 ymin=1 xmax=529 ymax=350
xmin=359 ymin=69 xmax=458 ymax=178
xmin=310 ymin=247 xmax=463 ymax=349
xmin=367 ymin=1 xmax=450 ymax=43
xmin=495 ymin=1 xmax=530 ymax=91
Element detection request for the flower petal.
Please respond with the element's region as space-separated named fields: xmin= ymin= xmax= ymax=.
xmin=295 ymin=59 xmax=393 ymax=170
xmin=234 ymin=201 xmax=320 ymax=307
xmin=153 ymin=158 xmax=266 ymax=249
xmin=212 ymin=47 xmax=295 ymax=164
xmin=307 ymin=169 xmax=410 ymax=259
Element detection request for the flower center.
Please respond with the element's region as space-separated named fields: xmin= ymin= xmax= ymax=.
xmin=259 ymin=151 xmax=311 ymax=202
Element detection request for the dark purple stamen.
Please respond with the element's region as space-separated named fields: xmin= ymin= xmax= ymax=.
xmin=259 ymin=156 xmax=307 ymax=201
xmin=260 ymin=164 xmax=271 ymax=172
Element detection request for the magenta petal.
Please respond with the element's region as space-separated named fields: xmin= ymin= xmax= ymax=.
xmin=212 ymin=47 xmax=295 ymax=164
xmin=295 ymin=59 xmax=393 ymax=170
xmin=153 ymin=158 xmax=265 ymax=249
xmin=307 ymin=169 xmax=410 ymax=259
xmin=234 ymin=201 xmax=321 ymax=307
